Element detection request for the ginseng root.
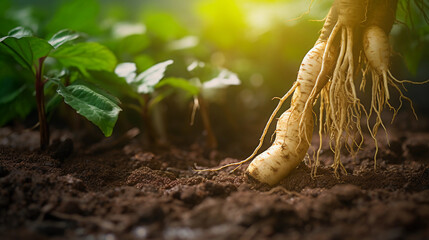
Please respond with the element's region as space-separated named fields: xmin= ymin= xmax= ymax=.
xmin=197 ymin=0 xmax=428 ymax=186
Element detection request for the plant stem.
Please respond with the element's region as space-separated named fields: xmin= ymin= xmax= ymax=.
xmin=198 ymin=95 xmax=217 ymax=149
xmin=141 ymin=94 xmax=156 ymax=145
xmin=35 ymin=57 xmax=49 ymax=150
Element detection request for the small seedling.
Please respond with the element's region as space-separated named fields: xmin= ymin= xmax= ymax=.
xmin=184 ymin=60 xmax=240 ymax=149
xmin=115 ymin=60 xmax=173 ymax=144
xmin=0 ymin=27 xmax=121 ymax=150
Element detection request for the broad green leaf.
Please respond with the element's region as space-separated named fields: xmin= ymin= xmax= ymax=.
xmin=73 ymin=79 xmax=121 ymax=106
xmin=0 ymin=27 xmax=53 ymax=71
xmin=46 ymin=0 xmax=99 ymax=35
xmin=133 ymin=60 xmax=174 ymax=94
xmin=51 ymin=42 xmax=117 ymax=72
xmin=56 ymin=81 xmax=122 ymax=137
xmin=48 ymin=29 xmax=80 ymax=49
xmin=156 ymin=77 xmax=200 ymax=96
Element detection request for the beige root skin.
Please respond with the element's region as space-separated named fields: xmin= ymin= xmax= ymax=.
xmin=300 ymin=0 xmax=370 ymax=176
xmin=247 ymin=109 xmax=313 ymax=185
xmin=246 ymin=42 xmax=327 ymax=185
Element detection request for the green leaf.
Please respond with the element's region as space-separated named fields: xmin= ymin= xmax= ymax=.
xmin=46 ymin=0 xmax=100 ymax=35
xmin=73 ymin=79 xmax=121 ymax=106
xmin=118 ymin=34 xmax=150 ymax=55
xmin=143 ymin=12 xmax=186 ymax=41
xmin=56 ymin=81 xmax=122 ymax=137
xmin=48 ymin=29 xmax=80 ymax=49
xmin=134 ymin=54 xmax=155 ymax=72
xmin=0 ymin=27 xmax=53 ymax=71
xmin=156 ymin=77 xmax=200 ymax=96
xmin=133 ymin=60 xmax=174 ymax=94
xmin=51 ymin=42 xmax=117 ymax=72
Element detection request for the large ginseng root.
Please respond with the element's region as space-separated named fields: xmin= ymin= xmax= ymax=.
xmin=247 ymin=0 xmax=373 ymax=184
xmin=198 ymin=0 xmax=427 ymax=185
xmin=244 ymin=6 xmax=339 ymax=185
xmin=246 ymin=42 xmax=327 ymax=185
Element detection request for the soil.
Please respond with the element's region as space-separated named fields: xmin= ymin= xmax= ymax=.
xmin=1 ymin=115 xmax=429 ymax=240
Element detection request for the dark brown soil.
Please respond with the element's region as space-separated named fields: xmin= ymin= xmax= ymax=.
xmin=1 ymin=120 xmax=429 ymax=240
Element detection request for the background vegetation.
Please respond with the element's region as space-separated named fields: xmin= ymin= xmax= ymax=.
xmin=1 ymin=0 xmax=428 ymax=149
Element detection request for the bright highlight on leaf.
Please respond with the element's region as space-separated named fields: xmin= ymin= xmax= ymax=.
xmin=115 ymin=62 xmax=137 ymax=83
xmin=51 ymin=42 xmax=117 ymax=72
xmin=203 ymin=69 xmax=241 ymax=89
xmin=48 ymin=29 xmax=80 ymax=49
xmin=111 ymin=22 xmax=146 ymax=38
xmin=133 ymin=60 xmax=174 ymax=94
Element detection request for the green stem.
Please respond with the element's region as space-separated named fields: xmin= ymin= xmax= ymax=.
xmin=198 ymin=95 xmax=217 ymax=149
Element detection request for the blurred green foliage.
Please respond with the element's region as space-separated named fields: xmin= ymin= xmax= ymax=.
xmin=1 ymin=0 xmax=428 ymax=136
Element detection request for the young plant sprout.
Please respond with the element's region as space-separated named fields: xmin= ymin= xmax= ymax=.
xmin=186 ymin=61 xmax=241 ymax=149
xmin=115 ymin=60 xmax=174 ymax=145
xmin=0 ymin=27 xmax=121 ymax=150
xmin=200 ymin=0 xmax=429 ymax=185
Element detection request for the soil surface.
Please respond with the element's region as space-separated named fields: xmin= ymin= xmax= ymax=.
xmin=1 ymin=117 xmax=429 ymax=240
